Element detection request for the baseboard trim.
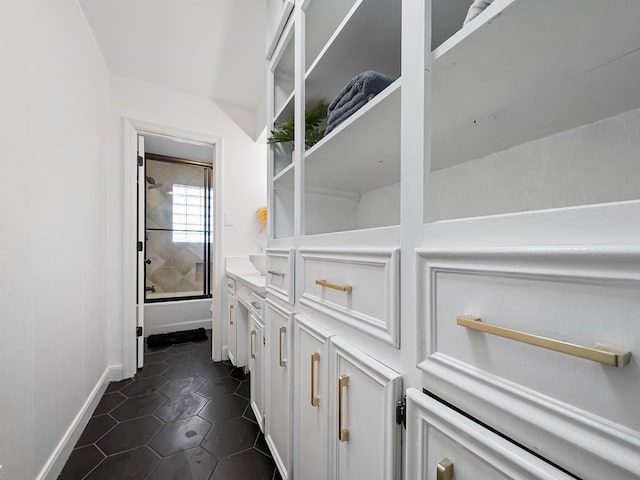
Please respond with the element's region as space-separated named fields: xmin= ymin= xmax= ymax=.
xmin=37 ymin=365 xmax=123 ymax=480
xmin=145 ymin=319 xmax=212 ymax=337
xmin=222 ymin=345 xmax=230 ymax=361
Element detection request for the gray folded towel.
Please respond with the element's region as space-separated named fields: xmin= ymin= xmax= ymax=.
xmin=464 ymin=0 xmax=495 ymax=24
xmin=328 ymin=71 xmax=395 ymax=114
xmin=325 ymin=70 xmax=395 ymax=134
xmin=325 ymin=93 xmax=376 ymax=135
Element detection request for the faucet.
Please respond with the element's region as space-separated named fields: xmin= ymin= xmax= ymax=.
xmin=145 ymin=285 xmax=156 ymax=293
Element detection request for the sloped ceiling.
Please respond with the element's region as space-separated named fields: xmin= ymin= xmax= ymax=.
xmin=80 ymin=0 xmax=267 ymax=136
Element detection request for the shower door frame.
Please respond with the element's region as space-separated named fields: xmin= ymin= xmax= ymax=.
xmin=123 ymin=118 xmax=223 ymax=379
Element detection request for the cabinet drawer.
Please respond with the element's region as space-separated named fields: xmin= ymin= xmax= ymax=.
xmin=406 ymin=389 xmax=574 ymax=480
xmin=250 ymin=292 xmax=264 ymax=318
xmin=266 ymin=248 xmax=295 ymax=304
xmin=225 ymin=276 xmax=236 ymax=295
xmin=418 ymin=248 xmax=639 ymax=431
xmin=300 ymin=249 xmax=400 ymax=347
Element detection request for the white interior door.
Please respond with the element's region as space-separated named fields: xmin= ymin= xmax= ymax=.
xmin=136 ymin=134 xmax=145 ymax=369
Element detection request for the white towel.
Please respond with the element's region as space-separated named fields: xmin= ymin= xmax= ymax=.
xmin=464 ymin=0 xmax=495 ymax=25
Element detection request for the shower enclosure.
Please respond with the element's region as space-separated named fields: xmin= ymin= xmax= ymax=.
xmin=144 ymin=154 xmax=213 ymax=302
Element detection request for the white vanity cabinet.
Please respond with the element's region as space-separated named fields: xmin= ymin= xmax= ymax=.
xmin=249 ymin=312 xmax=266 ymax=430
xmin=265 ymin=299 xmax=295 ymax=479
xmin=225 ymin=277 xmax=238 ymax=365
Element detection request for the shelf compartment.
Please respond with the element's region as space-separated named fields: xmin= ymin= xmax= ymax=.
xmin=273 ymin=164 xmax=295 ymax=239
xmin=305 ymin=80 xmax=400 ymax=194
xmin=272 ymin=19 xmax=295 ymax=118
xmin=430 ymin=0 xmax=640 ymax=171
xmin=274 ymin=91 xmax=294 ymax=126
xmin=304 ymin=0 xmax=400 ymax=108
xmin=273 ymin=162 xmax=295 ymax=184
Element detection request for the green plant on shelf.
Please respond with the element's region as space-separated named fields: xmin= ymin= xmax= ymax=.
xmin=267 ymin=102 xmax=328 ymax=150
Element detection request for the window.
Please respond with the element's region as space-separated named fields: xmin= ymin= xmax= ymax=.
xmin=172 ymin=184 xmax=205 ymax=243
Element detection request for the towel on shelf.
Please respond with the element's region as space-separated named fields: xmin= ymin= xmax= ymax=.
xmin=325 ymin=70 xmax=395 ymax=134
xmin=464 ymin=0 xmax=495 ymax=24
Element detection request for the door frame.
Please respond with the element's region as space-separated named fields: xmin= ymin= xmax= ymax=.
xmin=123 ymin=118 xmax=223 ymax=378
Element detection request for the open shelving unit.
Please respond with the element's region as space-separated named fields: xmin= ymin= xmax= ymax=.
xmin=425 ymin=0 xmax=640 ymax=222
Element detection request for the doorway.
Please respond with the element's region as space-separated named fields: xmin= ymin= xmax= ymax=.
xmin=123 ymin=119 xmax=223 ymax=379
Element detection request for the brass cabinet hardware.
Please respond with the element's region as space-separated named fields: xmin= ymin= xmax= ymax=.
xmin=227 ymin=283 xmax=233 ymax=288
xmin=315 ymin=279 xmax=353 ymax=292
xmin=279 ymin=326 xmax=287 ymax=367
xmin=457 ymin=315 xmax=631 ymax=367
xmin=251 ymin=301 xmax=262 ymax=310
xmin=268 ymin=270 xmax=285 ymax=277
xmin=311 ymin=352 xmax=320 ymax=407
xmin=250 ymin=330 xmax=256 ymax=359
xmin=229 ymin=304 xmax=234 ymax=325
xmin=437 ymin=458 xmax=453 ymax=480
xmin=338 ymin=374 xmax=350 ymax=442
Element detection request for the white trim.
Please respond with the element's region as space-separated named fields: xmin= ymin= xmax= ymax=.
xmin=37 ymin=365 xmax=122 ymax=480
xmin=123 ymin=118 xmax=223 ymax=379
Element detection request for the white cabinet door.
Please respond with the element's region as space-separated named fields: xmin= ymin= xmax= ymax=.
xmin=293 ymin=316 xmax=333 ymax=480
xmin=405 ymin=388 xmax=575 ymax=480
xmin=250 ymin=314 xmax=266 ymax=431
xmin=329 ymin=337 xmax=402 ymax=480
xmin=265 ymin=299 xmax=294 ymax=479
xmin=227 ymin=291 xmax=237 ymax=365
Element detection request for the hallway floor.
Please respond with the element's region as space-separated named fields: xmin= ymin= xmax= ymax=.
xmin=59 ymin=332 xmax=281 ymax=480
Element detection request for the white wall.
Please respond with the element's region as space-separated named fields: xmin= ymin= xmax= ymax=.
xmin=0 ymin=1 xmax=110 ymax=479
xmin=107 ymin=76 xmax=267 ymax=366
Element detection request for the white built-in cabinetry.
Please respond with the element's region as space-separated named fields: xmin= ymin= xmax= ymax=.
xmin=263 ymin=0 xmax=640 ymax=479
xmin=249 ymin=294 xmax=266 ymax=430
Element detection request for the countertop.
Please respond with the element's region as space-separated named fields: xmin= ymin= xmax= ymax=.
xmin=225 ymin=256 xmax=266 ymax=295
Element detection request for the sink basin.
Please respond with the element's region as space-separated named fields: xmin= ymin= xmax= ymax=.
xmin=249 ymin=254 xmax=266 ymax=275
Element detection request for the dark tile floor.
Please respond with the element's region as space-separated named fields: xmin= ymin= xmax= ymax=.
xmin=59 ymin=331 xmax=282 ymax=480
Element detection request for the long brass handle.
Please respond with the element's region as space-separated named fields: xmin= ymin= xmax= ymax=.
xmin=279 ymin=326 xmax=287 ymax=367
xmin=250 ymin=330 xmax=256 ymax=359
xmin=251 ymin=301 xmax=261 ymax=311
xmin=316 ymin=279 xmax=352 ymax=292
xmin=437 ymin=458 xmax=453 ymax=480
xmin=311 ymin=352 xmax=320 ymax=407
xmin=229 ymin=304 xmax=234 ymax=325
xmin=457 ymin=315 xmax=631 ymax=367
xmin=268 ymin=270 xmax=285 ymax=277
xmin=338 ymin=375 xmax=349 ymax=442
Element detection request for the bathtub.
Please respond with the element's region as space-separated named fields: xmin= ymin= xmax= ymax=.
xmin=144 ymin=298 xmax=212 ymax=336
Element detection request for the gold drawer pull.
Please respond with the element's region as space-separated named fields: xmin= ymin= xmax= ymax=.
xmin=279 ymin=326 xmax=287 ymax=367
xmin=437 ymin=458 xmax=453 ymax=480
xmin=250 ymin=330 xmax=256 ymax=359
xmin=338 ymin=374 xmax=349 ymax=442
xmin=316 ymin=279 xmax=352 ymax=292
xmin=268 ymin=270 xmax=285 ymax=277
xmin=229 ymin=304 xmax=234 ymax=325
xmin=251 ymin=301 xmax=261 ymax=311
xmin=311 ymin=352 xmax=320 ymax=407
xmin=457 ymin=315 xmax=631 ymax=368
xmin=227 ymin=283 xmax=234 ymax=288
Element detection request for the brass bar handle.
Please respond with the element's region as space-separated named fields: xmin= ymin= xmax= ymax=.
xmin=311 ymin=352 xmax=320 ymax=407
xmin=457 ymin=315 xmax=631 ymax=368
xmin=250 ymin=330 xmax=256 ymax=359
xmin=229 ymin=304 xmax=234 ymax=325
xmin=316 ymin=279 xmax=352 ymax=293
xmin=227 ymin=283 xmax=234 ymax=288
xmin=437 ymin=458 xmax=453 ymax=480
xmin=279 ymin=326 xmax=287 ymax=367
xmin=338 ymin=374 xmax=349 ymax=442
xmin=251 ymin=301 xmax=262 ymax=311
xmin=268 ymin=270 xmax=285 ymax=277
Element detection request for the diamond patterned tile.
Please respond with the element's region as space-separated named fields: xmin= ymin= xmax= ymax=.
xmin=211 ymin=449 xmax=275 ymax=480
xmin=160 ymin=376 xmax=205 ymax=398
xmin=149 ymin=416 xmax=212 ymax=457
xmin=163 ymin=363 xmax=204 ymax=380
xmin=58 ymin=445 xmax=104 ymax=479
xmin=198 ymin=394 xmax=247 ymax=425
xmin=121 ymin=376 xmax=168 ymax=397
xmin=144 ymin=351 xmax=170 ymax=364
xmin=136 ymin=362 xmax=170 ymax=378
xmin=84 ymin=446 xmax=160 ymax=480
xmin=76 ymin=415 xmax=117 ymax=447
xmin=201 ymin=417 xmax=259 ymax=458
xmin=197 ymin=362 xmax=233 ymax=382
xmin=148 ymin=447 xmax=218 ymax=480
xmin=243 ymin=404 xmax=258 ymax=424
xmin=197 ymin=376 xmax=240 ymax=399
xmin=229 ymin=367 xmax=247 ymax=381
xmin=235 ymin=380 xmax=250 ymax=400
xmin=97 ymin=416 xmax=163 ymax=455
xmin=155 ymin=393 xmax=208 ymax=423
xmin=104 ymin=378 xmax=133 ymax=394
xmin=110 ymin=393 xmax=166 ymax=421
xmin=93 ymin=392 xmax=126 ymax=416
xmin=254 ymin=432 xmax=271 ymax=458
xmin=165 ymin=352 xmax=200 ymax=365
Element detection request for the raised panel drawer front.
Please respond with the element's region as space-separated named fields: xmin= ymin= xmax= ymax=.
xmin=267 ymin=248 xmax=295 ymax=304
xmin=405 ymin=389 xmax=575 ymax=480
xmin=225 ymin=276 xmax=236 ymax=295
xmin=300 ymin=249 xmax=400 ymax=347
xmin=417 ymin=247 xmax=640 ymax=479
